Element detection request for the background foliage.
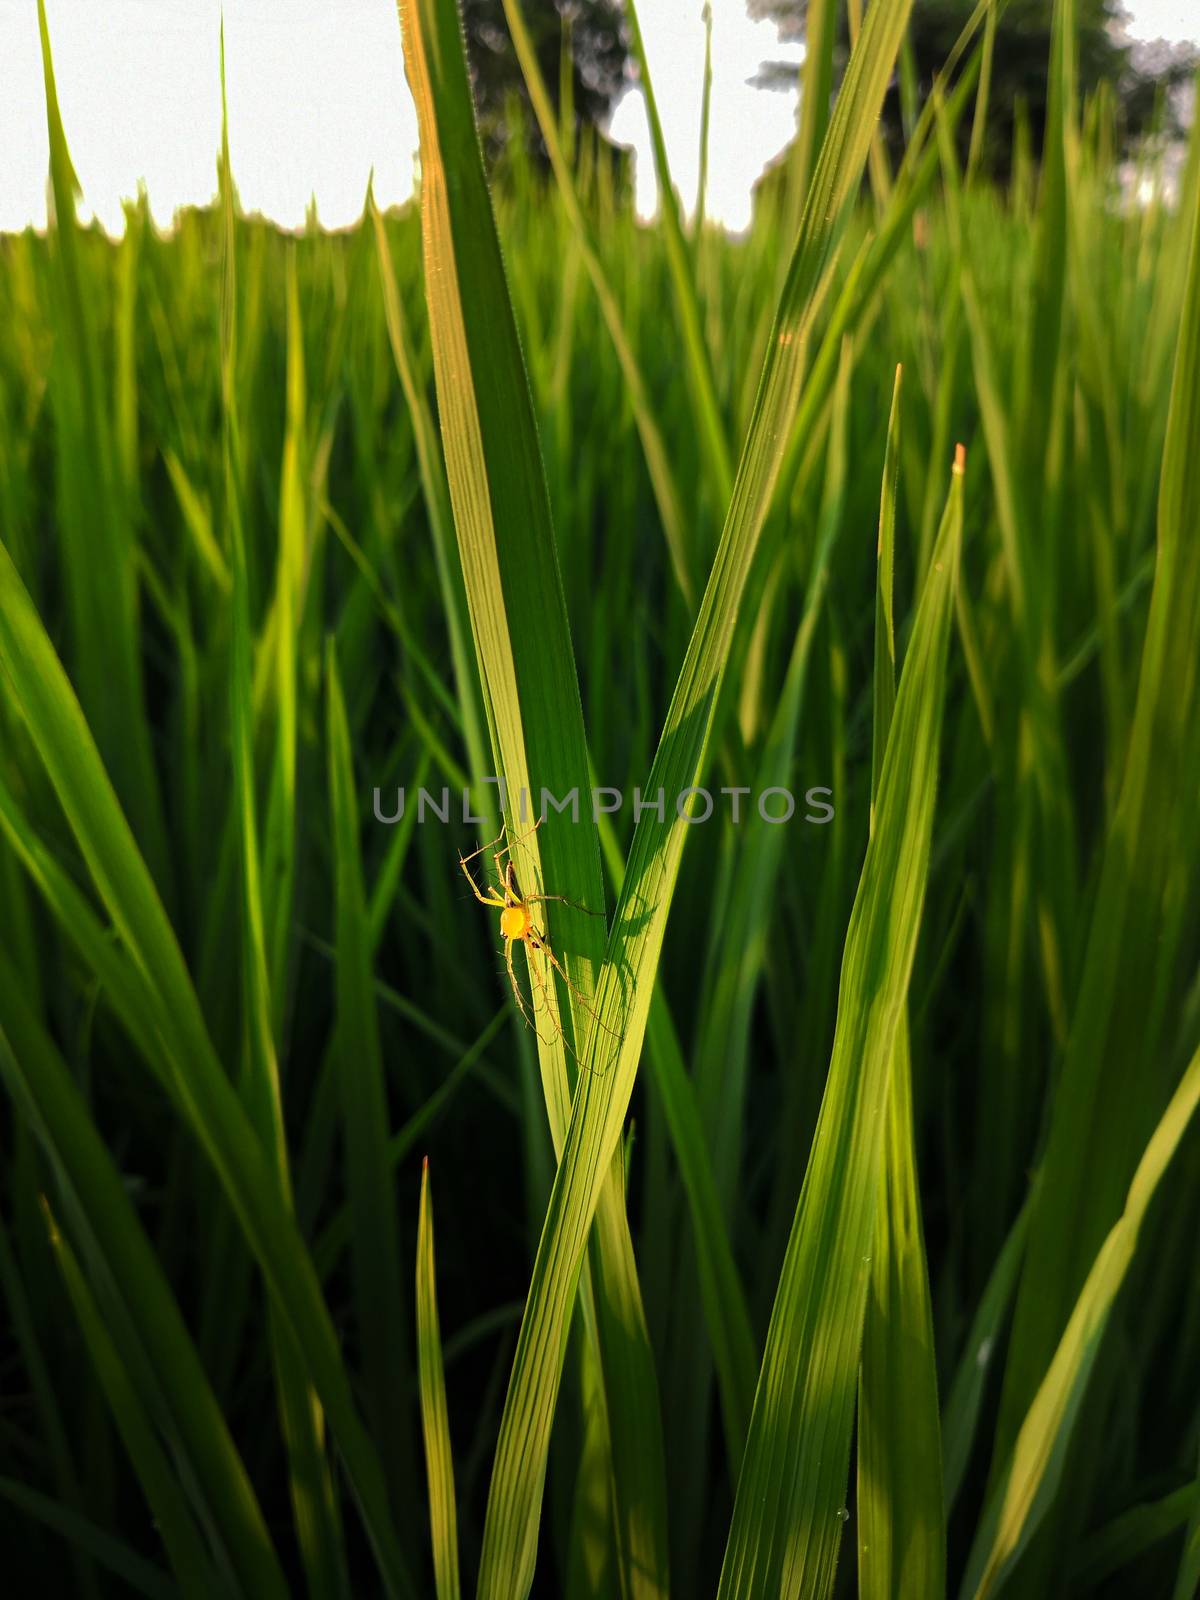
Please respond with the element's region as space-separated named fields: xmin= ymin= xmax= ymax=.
xmin=1 ymin=1 xmax=1199 ymax=1596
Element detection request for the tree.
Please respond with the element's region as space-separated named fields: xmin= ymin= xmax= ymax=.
xmin=460 ymin=0 xmax=630 ymax=169
xmin=751 ymin=0 xmax=1197 ymax=178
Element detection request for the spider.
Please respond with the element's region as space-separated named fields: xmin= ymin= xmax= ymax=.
xmin=458 ymin=818 xmax=621 ymax=1067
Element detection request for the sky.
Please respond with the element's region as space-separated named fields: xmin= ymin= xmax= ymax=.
xmin=0 ymin=0 xmax=1197 ymax=237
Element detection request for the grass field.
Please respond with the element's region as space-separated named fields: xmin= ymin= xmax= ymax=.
xmin=2 ymin=0 xmax=1200 ymax=1594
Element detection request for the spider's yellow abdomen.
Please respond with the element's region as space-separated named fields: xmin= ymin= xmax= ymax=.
xmin=500 ymin=904 xmax=531 ymax=942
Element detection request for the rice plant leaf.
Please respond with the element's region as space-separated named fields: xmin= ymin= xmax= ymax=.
xmin=1175 ymin=1475 xmax=1200 ymax=1600
xmin=961 ymin=1037 xmax=1200 ymax=1598
xmin=40 ymin=1199 xmax=217 ymax=1598
xmin=34 ymin=0 xmax=171 ymax=896
xmin=372 ymin=198 xmax=490 ymax=801
xmin=1070 ymin=1480 xmax=1197 ymax=1591
xmin=675 ymin=339 xmax=853 ymax=1522
xmin=417 ymin=1161 xmax=462 ymax=1600
xmin=594 ymin=815 xmax=757 ymax=1484
xmin=456 ymin=0 xmax=920 ymax=1585
xmin=717 ymin=454 xmax=962 ymax=1599
xmin=162 ymin=449 xmax=231 ymax=592
xmin=791 ymin=0 xmax=839 ymax=229
xmin=857 ymin=369 xmax=946 ymax=1600
xmin=942 ymin=1201 xmax=1031 ymax=1512
xmin=623 ymin=0 xmax=733 ymax=504
xmin=327 ymin=639 xmax=412 ymax=1503
xmin=645 ymin=986 xmax=758 ymax=1468
xmin=493 ymin=0 xmax=696 ymax=602
xmin=223 ymin=93 xmax=347 ymax=1595
xmin=394 ymin=0 xmax=670 ymax=1587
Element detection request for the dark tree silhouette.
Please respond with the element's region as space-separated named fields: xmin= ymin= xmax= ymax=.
xmin=461 ymin=0 xmax=630 ymax=168
xmin=751 ymin=0 xmax=1196 ymax=176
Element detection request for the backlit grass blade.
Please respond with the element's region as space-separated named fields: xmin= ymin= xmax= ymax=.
xmin=857 ymin=368 xmax=945 ymax=1600
xmin=223 ymin=81 xmax=347 ymax=1593
xmin=717 ymin=454 xmax=962 ymax=1599
xmin=493 ymin=0 xmax=695 ymax=602
xmin=394 ymin=0 xmax=670 ymax=1588
xmin=417 ymin=1161 xmax=462 ymax=1600
xmin=594 ymin=814 xmax=756 ymax=1488
xmin=327 ymin=640 xmax=412 ymax=1506
xmin=464 ymin=0 xmax=919 ymax=1586
xmin=34 ymin=0 xmax=170 ymax=898
xmin=696 ymin=3 xmax=713 ymax=230
xmin=371 ymin=197 xmax=490 ymax=802
xmin=961 ymin=1036 xmax=1200 ymax=1598
xmin=696 ymin=338 xmax=853 ymax=1217
xmin=623 ymin=0 xmax=733 ymax=504
xmin=676 ymin=338 xmax=853 ymax=1529
xmin=790 ymin=0 xmax=838 ymax=231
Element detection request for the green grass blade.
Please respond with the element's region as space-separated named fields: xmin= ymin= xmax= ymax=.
xmin=716 ymin=453 xmax=962 ymax=1599
xmin=371 ymin=198 xmax=491 ymax=804
xmin=857 ymin=369 xmax=946 ymax=1600
xmin=327 ymin=640 xmax=412 ymax=1505
xmin=34 ymin=0 xmax=171 ymax=898
xmin=962 ymin=1037 xmax=1200 ymax=1598
xmin=394 ymin=0 xmax=672 ymax=1589
xmin=465 ymin=0 xmax=919 ymax=1585
xmin=695 ymin=3 xmax=713 ymax=230
xmin=40 ymin=1201 xmax=216 ymax=1598
xmin=595 ymin=809 xmax=757 ymax=1483
xmin=623 ymin=0 xmax=733 ymax=505
xmin=223 ymin=92 xmax=347 ymax=1596
xmin=791 ymin=0 xmax=839 ymax=231
xmin=1175 ymin=1473 xmax=1200 ymax=1600
xmin=942 ymin=1201 xmax=1031 ymax=1512
xmin=652 ymin=985 xmax=759 ymax=1465
xmin=1070 ymin=1480 xmax=1197 ymax=1592
xmin=0 ymin=975 xmax=286 ymax=1599
xmin=417 ymin=1161 xmax=462 ymax=1600
xmin=493 ymin=0 xmax=695 ymax=603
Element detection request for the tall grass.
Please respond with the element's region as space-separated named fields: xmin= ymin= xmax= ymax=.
xmin=1 ymin=1 xmax=1199 ymax=1595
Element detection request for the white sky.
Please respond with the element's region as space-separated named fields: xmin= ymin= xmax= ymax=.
xmin=0 ymin=0 xmax=1196 ymax=236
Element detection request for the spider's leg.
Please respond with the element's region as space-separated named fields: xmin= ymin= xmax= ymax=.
xmin=524 ymin=947 xmax=588 ymax=1062
xmin=458 ymin=828 xmax=509 ymax=867
xmin=479 ymin=816 xmax=546 ymax=894
xmin=459 ymin=849 xmax=506 ymax=907
xmin=535 ymin=932 xmax=624 ymax=1046
xmin=490 ymin=815 xmax=544 ymax=860
xmin=504 ymin=937 xmax=543 ymax=1038
xmin=500 ymin=856 xmax=518 ymax=906
xmin=524 ymin=893 xmax=606 ymax=918
xmin=522 ymin=941 xmax=567 ymax=1050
